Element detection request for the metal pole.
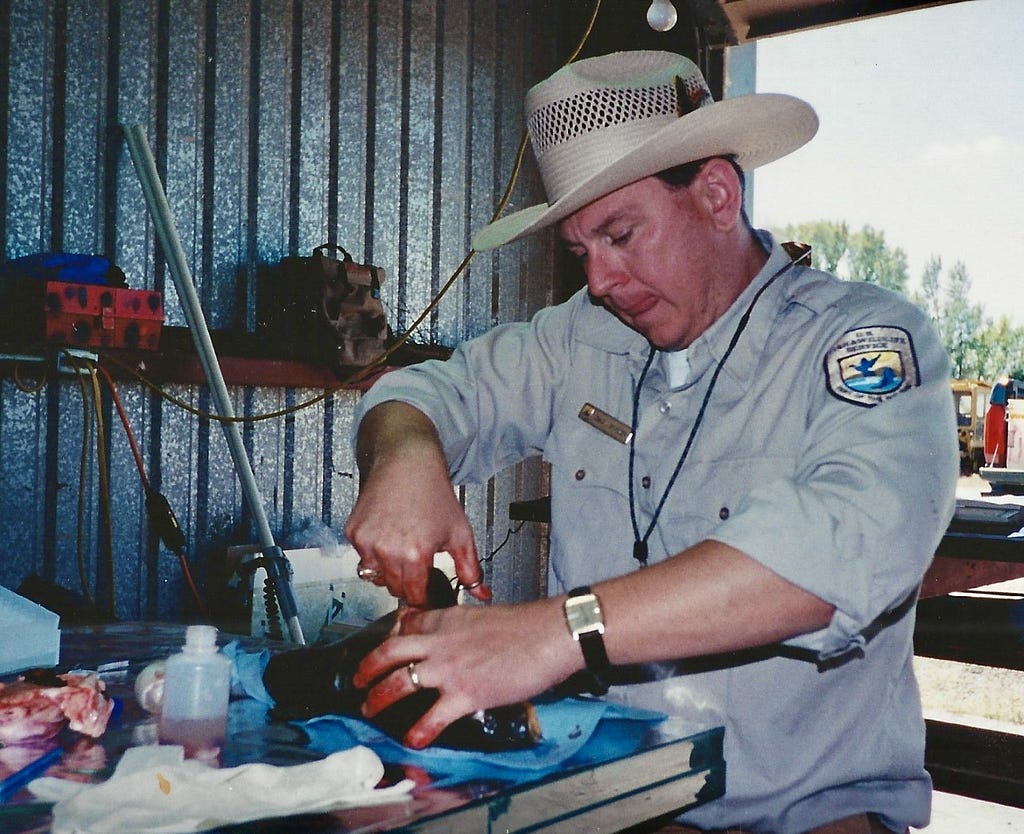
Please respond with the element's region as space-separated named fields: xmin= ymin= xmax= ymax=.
xmin=124 ymin=124 xmax=305 ymax=645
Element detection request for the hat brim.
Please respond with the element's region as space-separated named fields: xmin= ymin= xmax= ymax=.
xmin=472 ymin=93 xmax=818 ymax=252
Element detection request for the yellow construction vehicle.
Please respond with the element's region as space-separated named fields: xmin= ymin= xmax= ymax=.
xmin=952 ymin=379 xmax=992 ymax=474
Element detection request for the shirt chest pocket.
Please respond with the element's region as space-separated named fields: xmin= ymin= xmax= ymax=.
xmin=544 ymin=415 xmax=639 ymax=583
xmin=646 ymin=455 xmax=797 ymax=558
xmin=545 ymin=413 xmax=632 ymax=505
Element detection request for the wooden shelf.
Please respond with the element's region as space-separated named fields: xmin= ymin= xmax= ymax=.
xmin=102 ymin=346 xmax=382 ymax=390
xmin=0 ymin=328 xmax=452 ymax=391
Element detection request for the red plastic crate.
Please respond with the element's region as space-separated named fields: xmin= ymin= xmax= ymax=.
xmin=44 ymin=281 xmax=163 ymax=350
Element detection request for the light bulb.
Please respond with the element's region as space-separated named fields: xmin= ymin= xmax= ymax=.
xmin=646 ymin=0 xmax=678 ymax=32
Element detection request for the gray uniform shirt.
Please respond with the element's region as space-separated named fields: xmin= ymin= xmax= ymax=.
xmin=353 ymin=235 xmax=959 ymax=832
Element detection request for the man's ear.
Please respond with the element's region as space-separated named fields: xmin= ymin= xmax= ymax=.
xmin=695 ymin=157 xmax=744 ymax=232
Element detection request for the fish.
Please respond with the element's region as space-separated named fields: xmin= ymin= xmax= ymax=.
xmin=262 ymin=568 xmax=541 ymax=751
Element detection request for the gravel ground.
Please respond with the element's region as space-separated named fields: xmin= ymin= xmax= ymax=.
xmin=916 ymin=656 xmax=1024 ymax=731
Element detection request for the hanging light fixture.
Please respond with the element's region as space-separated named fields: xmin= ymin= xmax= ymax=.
xmin=646 ymin=0 xmax=678 ymax=32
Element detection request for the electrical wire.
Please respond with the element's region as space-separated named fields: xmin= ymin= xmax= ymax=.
xmin=95 ymin=364 xmax=149 ymax=491
xmin=94 ymin=361 xmax=207 ymax=617
xmin=87 ymin=360 xmax=117 ymax=614
xmin=69 ymin=357 xmax=98 ymax=608
xmin=64 ymin=354 xmax=117 ymax=616
xmin=481 ymin=521 xmax=526 ymax=567
xmin=445 ymin=520 xmax=526 ymax=593
xmin=12 ymin=360 xmax=47 ymax=393
xmin=98 ymin=350 xmax=334 ymax=424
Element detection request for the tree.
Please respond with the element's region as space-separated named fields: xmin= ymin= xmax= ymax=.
xmin=846 ymin=226 xmax=909 ymax=293
xmin=913 ymin=256 xmax=943 ymax=321
xmin=775 ymin=220 xmax=908 ymax=292
xmin=773 ymin=220 xmax=1024 ymax=382
xmin=922 ymin=259 xmax=1024 ymax=382
xmin=940 ymin=261 xmax=987 ymax=378
xmin=978 ymin=317 xmax=1024 ymax=380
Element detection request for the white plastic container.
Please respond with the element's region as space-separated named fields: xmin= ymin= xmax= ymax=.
xmin=1006 ymin=400 xmax=1024 ymax=469
xmin=158 ymin=625 xmax=231 ymax=757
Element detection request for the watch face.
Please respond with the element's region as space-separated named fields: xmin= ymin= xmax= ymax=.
xmin=565 ymin=593 xmax=605 ymax=635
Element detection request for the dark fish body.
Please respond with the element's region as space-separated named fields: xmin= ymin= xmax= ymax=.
xmin=263 ymin=569 xmax=541 ymax=751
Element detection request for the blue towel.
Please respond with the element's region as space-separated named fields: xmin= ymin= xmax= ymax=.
xmin=301 ymin=697 xmax=665 ymax=783
xmin=223 ymin=642 xmax=666 ymax=783
xmin=224 ymin=642 xmax=275 ymax=705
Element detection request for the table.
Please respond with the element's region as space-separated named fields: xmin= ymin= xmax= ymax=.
xmin=1 ymin=623 xmax=724 ymax=833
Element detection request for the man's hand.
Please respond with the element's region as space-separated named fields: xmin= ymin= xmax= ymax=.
xmin=344 ymin=402 xmax=490 ymax=607
xmin=353 ymin=599 xmax=575 ymax=749
xmin=351 ymin=537 xmax=836 ymax=749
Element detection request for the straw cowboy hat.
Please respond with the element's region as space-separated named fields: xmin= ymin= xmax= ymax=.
xmin=472 ymin=50 xmax=818 ymax=252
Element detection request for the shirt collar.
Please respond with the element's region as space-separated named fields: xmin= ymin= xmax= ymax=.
xmin=571 ymin=231 xmax=800 ymax=384
xmin=682 ymin=232 xmax=798 ymax=390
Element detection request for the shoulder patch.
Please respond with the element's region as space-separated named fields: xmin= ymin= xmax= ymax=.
xmin=823 ymin=326 xmax=920 ymax=407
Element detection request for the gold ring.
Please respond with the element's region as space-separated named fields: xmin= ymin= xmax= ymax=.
xmin=407 ymin=662 xmax=422 ymax=690
xmin=357 ymin=564 xmax=382 ymax=582
xmin=460 ymin=579 xmax=483 ymax=591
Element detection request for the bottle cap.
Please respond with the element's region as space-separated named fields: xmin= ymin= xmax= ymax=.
xmin=184 ymin=624 xmax=218 ymax=652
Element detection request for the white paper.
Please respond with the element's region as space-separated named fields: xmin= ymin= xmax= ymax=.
xmin=31 ymin=744 xmax=412 ymax=833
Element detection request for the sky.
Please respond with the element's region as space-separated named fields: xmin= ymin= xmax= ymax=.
xmin=751 ymin=0 xmax=1024 ymax=326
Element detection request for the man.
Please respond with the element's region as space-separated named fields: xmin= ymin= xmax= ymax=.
xmin=344 ymin=51 xmax=958 ymax=833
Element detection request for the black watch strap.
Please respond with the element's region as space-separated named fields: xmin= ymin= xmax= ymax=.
xmin=565 ymin=586 xmax=611 ymax=694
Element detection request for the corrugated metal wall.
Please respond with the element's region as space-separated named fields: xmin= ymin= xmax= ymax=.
xmin=0 ymin=0 xmax=562 ymax=624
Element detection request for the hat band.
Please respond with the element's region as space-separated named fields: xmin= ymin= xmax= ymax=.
xmin=538 ymin=122 xmax=671 ymax=204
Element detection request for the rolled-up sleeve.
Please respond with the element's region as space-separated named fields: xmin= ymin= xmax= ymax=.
xmin=709 ymin=301 xmax=958 ymax=660
xmin=352 ymin=300 xmax=577 ymax=484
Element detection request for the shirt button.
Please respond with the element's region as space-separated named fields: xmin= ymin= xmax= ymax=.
xmin=641 ymin=476 xmax=651 ymax=488
xmin=659 ymin=401 xmax=672 ymax=414
xmin=575 ymin=469 xmax=586 ymax=481
xmin=719 ymin=507 xmax=730 ymax=520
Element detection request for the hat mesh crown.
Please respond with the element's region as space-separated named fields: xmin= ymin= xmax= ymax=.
xmin=528 ymin=74 xmax=712 ymax=159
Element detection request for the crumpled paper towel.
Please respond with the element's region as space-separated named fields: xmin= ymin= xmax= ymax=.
xmin=29 ymin=744 xmax=412 ymax=833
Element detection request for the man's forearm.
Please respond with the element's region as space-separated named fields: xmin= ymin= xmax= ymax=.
xmin=594 ymin=539 xmax=836 ymax=666
xmin=347 ymin=400 xmax=488 ymax=605
xmin=355 ymin=401 xmax=446 ymax=482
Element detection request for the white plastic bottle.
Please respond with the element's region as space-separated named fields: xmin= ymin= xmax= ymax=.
xmin=158 ymin=624 xmax=231 ymax=757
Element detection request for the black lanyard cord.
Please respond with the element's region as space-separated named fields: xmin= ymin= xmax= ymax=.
xmin=627 ymin=258 xmax=796 ymax=566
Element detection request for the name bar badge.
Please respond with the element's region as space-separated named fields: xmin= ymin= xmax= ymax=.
xmin=578 ymin=403 xmax=633 ymax=445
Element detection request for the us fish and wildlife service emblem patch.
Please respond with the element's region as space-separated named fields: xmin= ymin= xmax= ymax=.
xmin=824 ymin=326 xmax=920 ymax=407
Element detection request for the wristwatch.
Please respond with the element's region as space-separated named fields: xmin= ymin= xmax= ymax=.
xmin=564 ymin=586 xmax=611 ymax=693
